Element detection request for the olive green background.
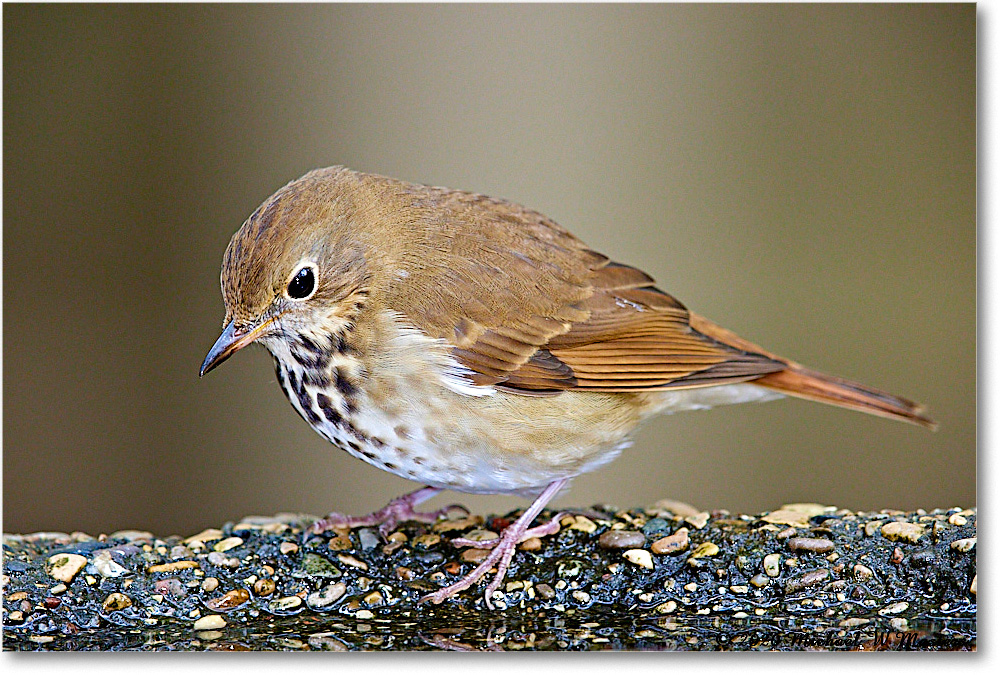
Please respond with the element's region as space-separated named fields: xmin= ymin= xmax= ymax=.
xmin=3 ymin=4 xmax=975 ymax=536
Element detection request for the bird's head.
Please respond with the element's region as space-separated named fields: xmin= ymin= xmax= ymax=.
xmin=200 ymin=167 xmax=374 ymax=376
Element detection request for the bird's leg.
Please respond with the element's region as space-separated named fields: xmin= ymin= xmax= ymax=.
xmin=420 ymin=478 xmax=568 ymax=608
xmin=308 ymin=486 xmax=468 ymax=538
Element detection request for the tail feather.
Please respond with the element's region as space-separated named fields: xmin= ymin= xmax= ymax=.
xmin=688 ymin=313 xmax=936 ymax=430
xmin=754 ymin=366 xmax=937 ymax=430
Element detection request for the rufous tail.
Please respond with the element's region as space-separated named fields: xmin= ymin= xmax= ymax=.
xmin=689 ymin=313 xmax=936 ymax=430
xmin=753 ymin=365 xmax=936 ymax=430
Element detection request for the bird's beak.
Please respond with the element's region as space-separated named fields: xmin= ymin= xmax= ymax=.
xmin=200 ymin=318 xmax=274 ymax=377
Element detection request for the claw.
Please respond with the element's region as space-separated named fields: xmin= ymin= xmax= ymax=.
xmin=305 ymin=486 xmax=460 ymax=540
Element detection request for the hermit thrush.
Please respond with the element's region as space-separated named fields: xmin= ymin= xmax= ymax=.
xmin=201 ymin=166 xmax=934 ymax=607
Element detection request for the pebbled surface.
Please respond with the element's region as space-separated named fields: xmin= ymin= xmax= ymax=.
xmin=2 ymin=502 xmax=976 ymax=651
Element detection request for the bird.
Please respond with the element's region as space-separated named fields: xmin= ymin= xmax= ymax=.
xmin=200 ymin=166 xmax=935 ymax=607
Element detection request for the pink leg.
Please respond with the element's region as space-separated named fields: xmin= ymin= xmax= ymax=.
xmin=420 ymin=478 xmax=568 ymax=608
xmin=308 ymin=486 xmax=468 ymax=537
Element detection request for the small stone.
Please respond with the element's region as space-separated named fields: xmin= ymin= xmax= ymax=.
xmin=184 ymin=528 xmax=224 ymax=546
xmin=193 ymin=614 xmax=227 ymax=631
xmin=685 ymin=512 xmax=710 ymax=529
xmin=412 ymin=533 xmax=441 ymax=549
xmin=49 ymin=583 xmax=67 ymax=595
xmin=364 ymin=591 xmax=385 ymax=606
xmin=656 ymin=600 xmax=677 ymax=614
xmin=651 ymin=528 xmax=689 ymax=555
xmin=623 ymin=549 xmax=654 ymax=569
xmin=950 ymin=537 xmax=976 ymax=553
xmin=761 ymin=510 xmax=811 ymax=527
xmin=840 ymin=618 xmax=870 ymax=627
xmin=881 ymin=521 xmax=925 ymax=544
xmin=102 ymin=592 xmax=132 ymax=612
xmin=568 ymin=516 xmax=598 ymax=533
xmin=864 ymin=520 xmax=883 ymax=537
xmin=254 ymin=578 xmax=276 ymax=596
xmin=519 ymin=537 xmax=542 ymax=551
xmin=307 ymin=582 xmax=347 ymax=610
xmin=355 ymin=609 xmax=375 ymax=620
xmin=890 ymin=547 xmax=905 ymax=564
xmin=464 ymin=529 xmax=500 ymax=542
xmin=598 ymin=530 xmax=645 ymax=550
xmin=337 ymin=554 xmax=368 ymax=570
xmin=970 ymin=575 xmax=977 ymax=595
xmin=46 ymin=553 xmax=88 ymax=583
xmin=749 ymin=574 xmax=770 ymax=588
xmin=461 ymin=548 xmax=489 ymax=564
xmin=308 ymin=632 xmax=349 ymax=651
xmin=91 ymin=550 xmax=129 ymax=578
xmin=571 ymin=590 xmax=591 ymax=604
xmin=684 ymin=582 xmax=698 ymax=592
xmin=201 ymin=577 xmax=219 ymax=592
xmin=949 ymin=513 xmax=968 ymax=526
xmin=787 ymin=537 xmax=834 ymax=554
xmin=763 ymin=553 xmax=781 ymax=577
xmin=890 ymin=618 xmax=909 ymax=632
xmin=279 ymin=541 xmax=299 ymax=555
xmin=7 ymin=611 xmax=24 ymax=623
xmin=535 ymin=583 xmax=555 ymax=599
xmin=147 ymin=560 xmax=199 ymax=573
xmin=433 ymin=515 xmax=484 ymax=533
xmin=213 ymin=537 xmax=244 ymax=553
xmin=647 ymin=498 xmax=701 ymax=518
xmin=784 ymin=569 xmax=830 ymax=594
xmin=268 ymin=595 xmax=304 ymax=613
xmin=853 ymin=563 xmax=875 ymax=581
xmin=29 ymin=635 xmax=54 ymax=644
xmin=688 ymin=542 xmax=719 ymax=559
xmin=206 ymin=588 xmax=250 ymax=610
xmin=358 ymin=528 xmax=381 ymax=551
xmin=729 ymin=585 xmax=748 ymax=594
xmin=7 ymin=591 xmax=28 ymax=602
xmin=326 ymin=534 xmax=353 ymax=551
xmin=879 ymin=601 xmax=909 ymax=615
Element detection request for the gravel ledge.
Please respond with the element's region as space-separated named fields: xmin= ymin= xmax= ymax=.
xmin=2 ymin=501 xmax=977 ymax=651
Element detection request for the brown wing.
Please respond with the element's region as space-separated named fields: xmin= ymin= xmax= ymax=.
xmin=375 ymin=179 xmax=784 ymax=394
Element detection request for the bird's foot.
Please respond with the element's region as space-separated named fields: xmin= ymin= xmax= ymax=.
xmin=307 ymin=486 xmax=468 ymax=539
xmin=419 ymin=479 xmax=568 ymax=608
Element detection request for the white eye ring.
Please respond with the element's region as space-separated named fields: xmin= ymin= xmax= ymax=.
xmin=285 ymin=263 xmax=318 ymax=300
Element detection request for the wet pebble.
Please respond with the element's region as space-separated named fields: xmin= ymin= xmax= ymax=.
xmin=881 ymin=521 xmax=924 ymax=544
xmin=192 ymin=614 xmax=226 ymax=631
xmin=358 ymin=528 xmax=380 ymax=551
xmin=147 ymin=560 xmax=199 ymax=573
xmin=950 ymin=537 xmax=976 ymax=553
xmin=651 ymin=528 xmax=689 ymax=555
xmin=763 ymin=553 xmax=782 ymax=577
xmin=598 ymin=530 xmax=645 ymax=550
xmin=307 ymin=582 xmax=347 ymax=610
xmin=206 ymin=588 xmax=250 ymax=610
xmin=268 ymin=595 xmax=304 ymax=613
xmin=460 ymin=548 xmax=489 ymax=564
xmin=623 ymin=549 xmax=654 ymax=570
xmin=852 ymin=563 xmax=874 ymax=581
xmin=101 ymin=592 xmax=132 ymax=612
xmin=688 ymin=541 xmax=719 ymax=559
xmin=412 ymin=533 xmax=441 ymax=550
xmin=201 ymin=577 xmax=219 ymax=592
xmin=749 ymin=574 xmax=770 ymax=588
xmin=784 ymin=568 xmax=830 ymax=594
xmin=787 ymin=537 xmax=834 ymax=554
xmin=279 ymin=541 xmax=299 ymax=556
xmin=949 ymin=513 xmax=968 ymax=526
xmin=535 ymin=583 xmax=555 ymax=599
xmin=153 ymin=577 xmax=186 ymax=597
xmin=213 ymin=537 xmax=244 ymax=553
xmin=45 ymin=553 xmax=87 ymax=583
xmin=254 ymin=578 xmax=276 ymax=596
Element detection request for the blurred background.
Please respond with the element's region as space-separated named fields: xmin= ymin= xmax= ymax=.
xmin=4 ymin=4 xmax=975 ymax=536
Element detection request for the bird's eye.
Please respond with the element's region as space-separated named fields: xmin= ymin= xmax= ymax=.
xmin=287 ymin=266 xmax=316 ymax=300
